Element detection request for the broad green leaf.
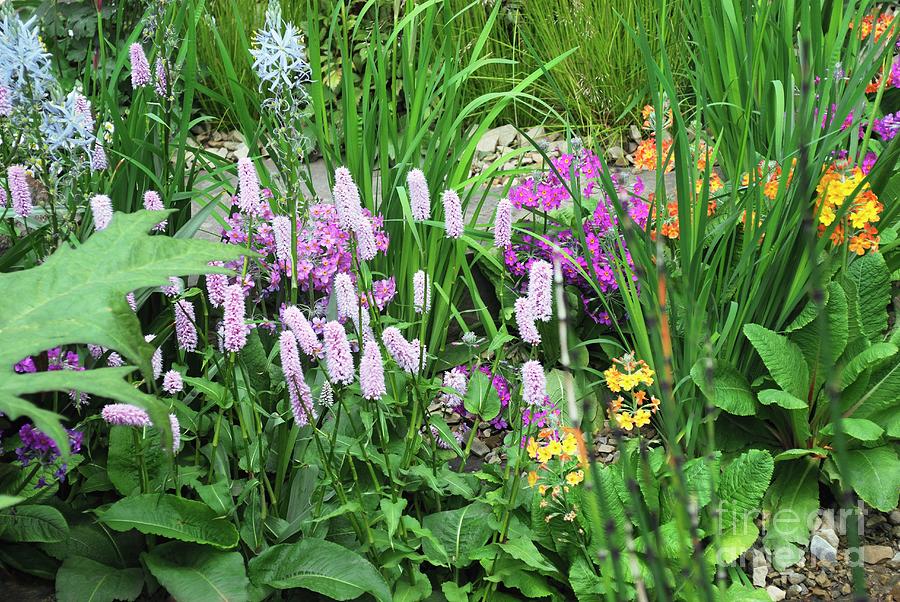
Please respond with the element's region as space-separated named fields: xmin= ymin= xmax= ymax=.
xmin=143 ymin=542 xmax=250 ymax=602
xmin=100 ymin=493 xmax=239 ymax=549
xmin=568 ymin=556 xmax=605 ymax=601
xmin=483 ymin=554 xmax=559 ymax=598
xmin=194 ymin=480 xmax=235 ymax=516
xmin=757 ymin=389 xmax=807 ymax=409
xmin=840 ymin=343 xmax=898 ymax=390
xmin=763 ymin=460 xmax=819 ymax=551
xmin=851 ymin=355 xmax=900 ymax=427
xmin=0 ymin=495 xmax=23 ymax=510
xmin=182 ymin=376 xmax=231 ymax=409
xmin=773 ymin=448 xmax=829 ymax=462
xmin=707 ymin=523 xmax=760 ymax=565
xmin=463 ymin=370 xmax=501 ymax=421
xmin=422 ymin=502 xmax=493 ymax=568
xmin=380 ymin=497 xmax=407 ymax=542
xmin=0 ymin=211 xmax=242 ymax=454
xmin=690 ymin=360 xmax=756 ymax=416
xmin=0 ymin=504 xmax=68 ymax=543
xmin=55 ymin=556 xmax=144 ymax=602
xmin=791 ymin=282 xmax=849 ymax=388
xmin=716 ymin=449 xmax=774 ymax=532
xmin=820 ymin=418 xmax=884 ymax=441
xmin=393 ymin=564 xmax=432 ymax=602
xmin=107 ymin=426 xmax=171 ymax=496
xmin=442 ymin=582 xmax=473 ymax=602
xmin=247 ymin=539 xmax=390 ymax=602
xmin=785 ymin=291 xmax=826 ymax=332
xmin=842 ymin=447 xmax=900 ymax=512
xmin=843 ymin=252 xmax=890 ymax=343
xmin=499 ymin=537 xmax=560 ymax=576
xmin=718 ymin=583 xmax=773 ymax=601
xmin=428 ymin=415 xmax=464 ymax=457
xmin=743 ymin=324 xmax=809 ymax=398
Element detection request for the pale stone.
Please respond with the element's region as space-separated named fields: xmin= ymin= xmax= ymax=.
xmin=766 ymin=585 xmax=786 ymax=601
xmin=862 ymin=545 xmax=893 ymax=564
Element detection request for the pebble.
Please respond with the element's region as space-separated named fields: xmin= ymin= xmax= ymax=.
xmin=786 ymin=584 xmax=804 ymax=597
xmin=752 ymin=565 xmax=767 ymax=587
xmin=889 ymin=509 xmax=900 ymax=525
xmin=750 ymin=548 xmax=767 ymax=568
xmin=817 ymin=527 xmax=839 ymax=548
xmin=810 ymin=534 xmax=838 ymax=562
xmin=815 ymin=572 xmax=830 ymax=587
xmin=862 ymin=544 xmax=893 ymax=564
xmin=765 ymin=585 xmax=786 ymax=601
xmin=597 ymin=444 xmax=615 ymax=454
xmin=787 ymin=572 xmax=805 ymax=585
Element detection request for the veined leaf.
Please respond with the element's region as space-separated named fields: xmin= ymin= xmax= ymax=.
xmin=843 ymin=252 xmax=890 ymax=343
xmin=716 ymin=449 xmax=774 ymax=532
xmin=743 ymin=324 xmax=809 ymax=398
xmin=422 ymin=502 xmax=493 ymax=568
xmin=143 ymin=542 xmax=249 ymax=602
xmin=791 ymin=282 xmax=849 ymax=389
xmin=463 ymin=370 xmax=501 ymax=421
xmin=690 ymin=359 xmax=756 ymax=416
xmin=0 ymin=504 xmax=68 ymax=543
xmin=757 ymin=389 xmax=807 ymax=409
xmin=820 ymin=418 xmax=883 ymax=441
xmin=842 ymin=447 xmax=900 ymax=512
xmin=100 ymin=493 xmax=239 ymax=549
xmin=55 ymin=556 xmax=144 ymax=602
xmin=763 ymin=460 xmax=819 ymax=549
xmin=840 ymin=342 xmax=898 ymax=390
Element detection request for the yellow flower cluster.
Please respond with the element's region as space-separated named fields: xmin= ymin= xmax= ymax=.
xmin=815 ymin=162 xmax=882 ymax=255
xmin=603 ymin=352 xmax=659 ymax=433
xmin=526 ymin=428 xmax=586 ymax=494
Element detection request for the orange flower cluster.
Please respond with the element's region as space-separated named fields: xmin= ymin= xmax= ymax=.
xmin=634 ymin=138 xmax=674 ymax=172
xmin=526 ymin=427 xmax=587 ymax=497
xmin=603 ymin=352 xmax=659 ymax=432
xmin=814 ymin=162 xmax=882 ymax=254
xmin=855 ymin=11 xmax=897 ymax=42
xmin=741 ymin=161 xmax=795 ymax=200
xmin=641 ymin=102 xmax=673 ymax=132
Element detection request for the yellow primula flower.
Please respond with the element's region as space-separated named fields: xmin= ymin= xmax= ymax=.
xmin=546 ymin=439 xmax=563 ymax=457
xmin=818 ymin=204 xmax=836 ymax=227
xmin=561 ymin=434 xmax=578 ymax=456
xmin=566 ymin=470 xmax=585 ymax=486
xmin=615 ymin=411 xmax=635 ymax=431
xmin=526 ymin=437 xmax=539 ymax=459
xmin=633 ymin=409 xmax=652 ymax=428
xmin=538 ymin=484 xmax=548 ymax=495
xmin=537 ymin=446 xmax=553 ymax=464
xmin=527 ymin=470 xmax=539 ymax=488
xmin=604 ymin=367 xmax=623 ymax=392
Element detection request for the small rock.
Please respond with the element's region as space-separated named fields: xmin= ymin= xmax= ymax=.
xmin=234 ymin=142 xmax=250 ymax=160
xmin=889 ymin=551 xmax=900 ymax=568
xmin=606 ymin=146 xmax=627 ymax=167
xmin=476 ymin=129 xmax=500 ymax=154
xmin=749 ymin=548 xmax=767 ymax=568
xmin=470 ymin=437 xmax=490 ymax=457
xmin=223 ymin=140 xmax=240 ymax=151
xmin=629 ymin=125 xmax=642 ymax=142
xmin=786 ymin=584 xmax=803 ymax=597
xmin=765 ymin=585 xmax=786 ymax=601
xmin=810 ymin=534 xmax=837 ymax=562
xmin=229 ymin=129 xmax=244 ymax=144
xmin=787 ymin=572 xmax=805 ymax=585
xmin=866 ymin=514 xmax=886 ymax=527
xmin=494 ymin=124 xmax=517 ymax=148
xmin=889 ymin=509 xmax=900 ymax=525
xmin=815 ymin=572 xmax=830 ymax=587
xmin=752 ymin=565 xmax=767 ymax=587
xmin=862 ymin=544 xmax=893 ymax=564
xmin=518 ymin=125 xmax=545 ymax=146
xmin=597 ymin=444 xmax=615 ymax=454
xmin=841 ymin=583 xmax=851 ymax=595
xmin=892 ymin=581 xmax=900 ymax=601
xmin=811 ymin=587 xmax=827 ymax=597
xmin=820 ymin=510 xmax=835 ymax=531
xmin=817 ymin=527 xmax=839 ymax=549
xmin=892 ymin=525 xmax=900 ymax=539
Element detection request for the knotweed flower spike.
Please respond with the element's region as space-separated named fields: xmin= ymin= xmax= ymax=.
xmin=162 ymin=276 xmax=182 ymax=297
xmin=145 ymin=334 xmax=162 ymax=380
xmin=0 ymin=187 xmax=6 ymax=208
xmin=333 ymin=272 xmax=358 ymax=321
xmin=0 ymin=85 xmax=10 ymax=116
xmin=169 ymin=414 xmax=181 ymax=452
xmin=8 ymin=165 xmax=32 ymax=218
xmin=333 ymin=167 xmax=363 ymax=229
xmin=440 ymin=367 xmax=468 ymax=410
xmin=360 ymin=340 xmax=386 ymax=400
xmin=272 ymin=215 xmax=292 ymax=263
xmin=143 ymin=190 xmax=167 ymax=231
xmin=129 ymin=43 xmax=151 ymax=88
xmin=521 ymin=360 xmax=547 ymax=406
xmin=90 ymin=145 xmax=107 ymax=171
xmin=413 ymin=270 xmax=431 ymax=314
xmin=90 ymin=195 xmax=113 ymax=231
xmin=174 ymin=299 xmax=197 ymax=352
xmin=515 ymin=296 xmax=541 ymax=345
xmin=442 ymin=189 xmax=463 ymax=239
xmin=323 ymin=321 xmax=354 ymax=385
xmin=407 ymin=168 xmax=430 ymax=221
xmin=162 ymin=370 xmax=184 ymax=394
xmin=494 ymin=198 xmax=512 ymax=248
xmin=154 ymin=57 xmax=167 ymax=96
xmin=101 ymin=403 xmax=151 ymax=427
xmin=382 ymin=327 xmax=426 ymax=375
xmin=282 ymin=305 xmax=319 ymax=357
xmin=126 ymin=293 xmax=137 ymax=312
xmin=280 ymin=330 xmax=314 ymax=425
xmin=236 ymin=158 xmax=261 ymax=215
xmin=318 ymin=380 xmax=334 ymax=409
xmin=527 ymin=260 xmax=553 ymax=322
xmin=206 ymin=262 xmax=228 ymax=308
xmin=222 ymin=283 xmax=248 ymax=352
xmin=351 ymin=213 xmax=377 ymax=261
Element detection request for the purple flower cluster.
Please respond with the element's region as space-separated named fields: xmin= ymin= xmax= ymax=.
xmin=14 ymin=347 xmax=89 ymax=404
xmin=508 ymin=150 xmax=605 ymax=212
xmin=15 ymin=424 xmax=83 ymax=487
xmin=872 ymin=111 xmax=899 ymax=142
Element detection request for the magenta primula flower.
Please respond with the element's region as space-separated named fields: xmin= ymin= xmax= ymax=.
xmin=527 ymin=260 xmax=553 ymax=322
xmin=407 ymin=168 xmax=431 ymax=221
xmin=8 ymin=165 xmax=32 ymax=218
xmin=129 ymin=43 xmax=151 ymax=88
xmin=323 ymin=321 xmax=354 ymax=385
xmin=413 ymin=270 xmax=431 ymax=314
xmin=360 ymin=340 xmax=386 ymax=400
xmin=90 ymin=195 xmax=113 ymax=231
xmin=174 ymin=299 xmax=197 ymax=352
xmin=371 ymin=277 xmax=396 ymax=311
xmin=222 ymin=283 xmax=247 ymax=352
xmin=494 ymin=198 xmax=512 ymax=248
xmin=521 ymin=360 xmax=547 ymax=406
xmin=442 ymin=189 xmax=463 ymax=239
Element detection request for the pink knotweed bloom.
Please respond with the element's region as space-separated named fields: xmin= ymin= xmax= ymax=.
xmin=521 ymin=360 xmax=547 ymax=406
xmin=441 ymin=367 xmax=468 ymax=410
xmin=527 ymin=260 xmax=553 ymax=322
xmin=162 ymin=369 xmax=183 ymax=394
xmin=107 ymin=352 xmax=125 ymax=367
xmin=8 ymin=165 xmax=32 ymax=218
xmin=494 ymin=198 xmax=513 ymax=248
xmin=280 ymin=331 xmax=315 ymax=425
xmin=154 ymin=57 xmax=167 ymax=96
xmin=174 ymin=299 xmax=197 ymax=352
xmin=169 ymin=414 xmax=181 ymax=452
xmin=143 ymin=190 xmax=167 ymax=231
xmin=101 ymin=403 xmax=152 ymax=427
xmin=145 ymin=334 xmax=162 ymax=380
xmin=272 ymin=215 xmax=292 ymax=263
xmin=319 ymin=380 xmax=334 ymax=409
xmin=74 ymin=94 xmax=94 ymax=131
xmin=129 ymin=43 xmax=151 ymax=88
xmin=333 ymin=272 xmax=358 ymax=321
xmin=126 ymin=293 xmax=137 ymax=312
xmin=413 ymin=270 xmax=431 ymax=314
xmin=515 ymin=296 xmax=540 ymax=345
xmin=323 ymin=321 xmax=354 ymax=385
xmin=333 ymin=167 xmax=362 ymax=229
xmin=236 ymin=158 xmax=261 ymax=214
xmin=90 ymin=145 xmax=108 ymax=172
xmin=382 ymin=327 xmax=426 ymax=375
xmin=0 ymin=85 xmax=11 ymax=116
xmin=442 ymin=189 xmax=464 ymax=239
xmin=0 ymin=187 xmax=6 ymax=208
xmin=407 ymin=168 xmax=431 ymax=221
xmin=222 ymin=284 xmax=247 ymax=352
xmin=206 ymin=262 xmax=228 ymax=308
xmin=360 ymin=340 xmax=386 ymax=400
xmin=90 ymin=195 xmax=113 ymax=231
xmin=351 ymin=213 xmax=377 ymax=261
xmin=87 ymin=344 xmax=104 ymax=359
xmin=162 ymin=276 xmax=182 ymax=297
xmin=283 ymin=305 xmax=319 ymax=357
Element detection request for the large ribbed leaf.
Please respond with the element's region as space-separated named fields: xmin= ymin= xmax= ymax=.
xmin=791 ymin=282 xmax=849 ymax=388
xmin=690 ymin=360 xmax=757 ymax=416
xmin=763 ymin=460 xmax=819 ymax=551
xmin=0 ymin=504 xmax=68 ymax=543
xmin=0 ymin=211 xmax=241 ymax=454
xmin=100 ymin=494 xmax=239 ymax=549
xmin=143 ymin=542 xmax=249 ymax=602
xmin=716 ymin=449 xmax=774 ymax=533
xmin=247 ymin=539 xmax=390 ymax=602
xmin=55 ymin=556 xmax=144 ymax=602
xmin=743 ymin=324 xmax=808 ymax=398
xmin=842 ymin=447 xmax=900 ymax=512
xmin=422 ymin=502 xmax=493 ymax=568
xmin=839 ymin=343 xmax=898 ymax=390
xmin=842 ymin=252 xmax=890 ymax=343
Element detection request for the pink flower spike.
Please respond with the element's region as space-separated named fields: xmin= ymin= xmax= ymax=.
xmin=90 ymin=195 xmax=113 ymax=231
xmin=0 ymin=187 xmax=6 ymax=208
xmin=162 ymin=370 xmax=184 ymax=394
xmin=515 ymin=296 xmax=540 ymax=345
xmin=280 ymin=330 xmax=315 ymax=425
xmin=527 ymin=260 xmax=553 ymax=322
xmin=174 ymin=299 xmax=197 ymax=352
xmin=333 ymin=272 xmax=358 ymax=321
xmin=126 ymin=293 xmax=137 ymax=312
xmin=169 ymin=414 xmax=181 ymax=452
xmin=236 ymin=158 xmax=261 ymax=215
xmin=206 ymin=262 xmax=228 ymax=308
xmin=8 ymin=165 xmax=32 ymax=218
xmin=143 ymin=190 xmax=167 ymax=231
xmin=145 ymin=334 xmax=162 ymax=380
xmin=351 ymin=213 xmax=377 ymax=261
xmin=382 ymin=327 xmax=426 ymax=375
xmin=101 ymin=403 xmax=152 ymax=427
xmin=154 ymin=57 xmax=167 ymax=97
xmin=413 ymin=270 xmax=431 ymax=314
xmin=360 ymin=340 xmax=386 ymax=400
xmin=0 ymin=85 xmax=11 ymax=116
xmin=494 ymin=198 xmax=512 ymax=248
xmin=407 ymin=168 xmax=431 ymax=221
xmin=333 ymin=167 xmax=362 ymax=229
xmin=521 ymin=360 xmax=547 ymax=406
xmin=90 ymin=145 xmax=108 ymax=172
xmin=272 ymin=215 xmax=292 ymax=263
xmin=129 ymin=43 xmax=151 ymax=88
xmin=283 ymin=306 xmax=319 ymax=357
xmin=323 ymin=321 xmax=354 ymax=385
xmin=222 ymin=284 xmax=247 ymax=352
xmin=442 ymin=189 xmax=463 ymax=239
xmin=441 ymin=368 xmax=467 ymax=410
